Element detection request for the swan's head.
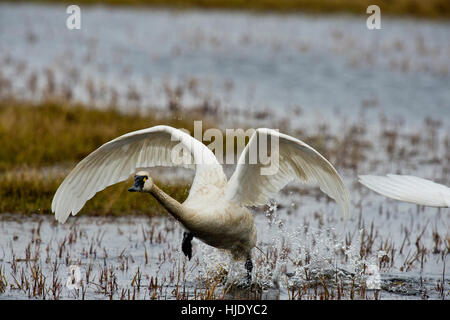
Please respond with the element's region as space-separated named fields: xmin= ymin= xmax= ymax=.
xmin=128 ymin=171 xmax=153 ymax=193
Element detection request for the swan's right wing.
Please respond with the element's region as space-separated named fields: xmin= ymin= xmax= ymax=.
xmin=225 ymin=128 xmax=350 ymax=220
xmin=52 ymin=125 xmax=226 ymax=223
xmin=359 ymin=174 xmax=450 ymax=207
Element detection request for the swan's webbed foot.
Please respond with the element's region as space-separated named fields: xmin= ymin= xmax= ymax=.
xmin=182 ymin=232 xmax=194 ymax=260
xmin=245 ymin=258 xmax=253 ymax=283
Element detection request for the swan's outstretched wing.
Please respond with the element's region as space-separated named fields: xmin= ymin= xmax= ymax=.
xmin=359 ymin=174 xmax=450 ymax=207
xmin=52 ymin=125 xmax=226 ymax=223
xmin=224 ymin=128 xmax=350 ymax=219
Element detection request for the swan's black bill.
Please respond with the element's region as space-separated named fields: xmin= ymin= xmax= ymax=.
xmin=128 ymin=175 xmax=147 ymax=192
xmin=128 ymin=185 xmax=140 ymax=192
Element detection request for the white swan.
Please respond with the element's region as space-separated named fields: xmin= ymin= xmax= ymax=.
xmin=359 ymin=174 xmax=450 ymax=207
xmin=52 ymin=125 xmax=350 ymax=280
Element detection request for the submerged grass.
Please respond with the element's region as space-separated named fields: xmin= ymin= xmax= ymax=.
xmin=10 ymin=0 xmax=450 ymax=19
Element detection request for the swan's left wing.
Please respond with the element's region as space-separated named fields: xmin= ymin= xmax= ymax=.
xmin=52 ymin=125 xmax=226 ymax=223
xmin=359 ymin=174 xmax=450 ymax=207
xmin=224 ymin=128 xmax=350 ymax=219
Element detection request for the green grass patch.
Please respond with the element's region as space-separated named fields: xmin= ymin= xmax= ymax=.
xmin=0 ymin=99 xmax=363 ymax=217
xmin=0 ymin=170 xmax=190 ymax=217
xmin=0 ymin=99 xmax=209 ymax=217
xmin=0 ymin=99 xmax=215 ymax=172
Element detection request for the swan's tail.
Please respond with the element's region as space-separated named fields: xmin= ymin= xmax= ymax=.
xmin=358 ymin=174 xmax=450 ymax=207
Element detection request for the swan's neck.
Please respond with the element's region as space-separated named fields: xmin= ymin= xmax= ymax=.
xmin=148 ymin=184 xmax=187 ymax=223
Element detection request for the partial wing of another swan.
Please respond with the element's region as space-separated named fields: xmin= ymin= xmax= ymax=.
xmin=52 ymin=125 xmax=226 ymax=223
xmin=359 ymin=174 xmax=450 ymax=207
xmin=224 ymin=128 xmax=350 ymax=220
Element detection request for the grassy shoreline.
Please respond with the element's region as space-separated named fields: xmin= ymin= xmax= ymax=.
xmin=0 ymin=169 xmax=191 ymax=217
xmin=2 ymin=100 xmax=448 ymax=218
xmin=0 ymin=99 xmax=330 ymax=217
xmin=0 ymin=100 xmax=208 ymax=217
xmin=0 ymin=100 xmax=216 ymax=171
xmin=3 ymin=0 xmax=450 ymax=19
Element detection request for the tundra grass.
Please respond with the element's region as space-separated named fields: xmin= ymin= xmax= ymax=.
xmin=8 ymin=0 xmax=450 ymax=19
xmin=0 ymin=169 xmax=190 ymax=217
xmin=0 ymin=100 xmax=216 ymax=171
xmin=0 ymin=100 xmax=206 ymax=216
xmin=0 ymin=100 xmax=326 ymax=217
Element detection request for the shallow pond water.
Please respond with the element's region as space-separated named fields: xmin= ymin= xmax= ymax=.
xmin=0 ymin=181 xmax=448 ymax=300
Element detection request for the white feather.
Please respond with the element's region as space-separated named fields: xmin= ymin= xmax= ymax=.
xmin=225 ymin=128 xmax=350 ymax=220
xmin=359 ymin=174 xmax=450 ymax=207
xmin=52 ymin=125 xmax=226 ymax=223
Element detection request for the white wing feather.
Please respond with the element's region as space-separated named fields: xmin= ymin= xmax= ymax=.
xmin=359 ymin=174 xmax=450 ymax=207
xmin=52 ymin=125 xmax=226 ymax=223
xmin=225 ymin=128 xmax=350 ymax=219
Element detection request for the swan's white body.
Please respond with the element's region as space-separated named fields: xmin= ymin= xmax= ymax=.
xmin=52 ymin=125 xmax=350 ymax=260
xmin=181 ymin=188 xmax=257 ymax=259
xmin=359 ymin=174 xmax=450 ymax=207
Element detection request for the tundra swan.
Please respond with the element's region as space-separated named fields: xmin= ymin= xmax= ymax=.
xmin=52 ymin=125 xmax=350 ymax=281
xmin=359 ymin=174 xmax=450 ymax=207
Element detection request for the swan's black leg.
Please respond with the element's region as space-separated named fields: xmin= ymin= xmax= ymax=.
xmin=182 ymin=232 xmax=194 ymax=260
xmin=245 ymin=258 xmax=253 ymax=283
